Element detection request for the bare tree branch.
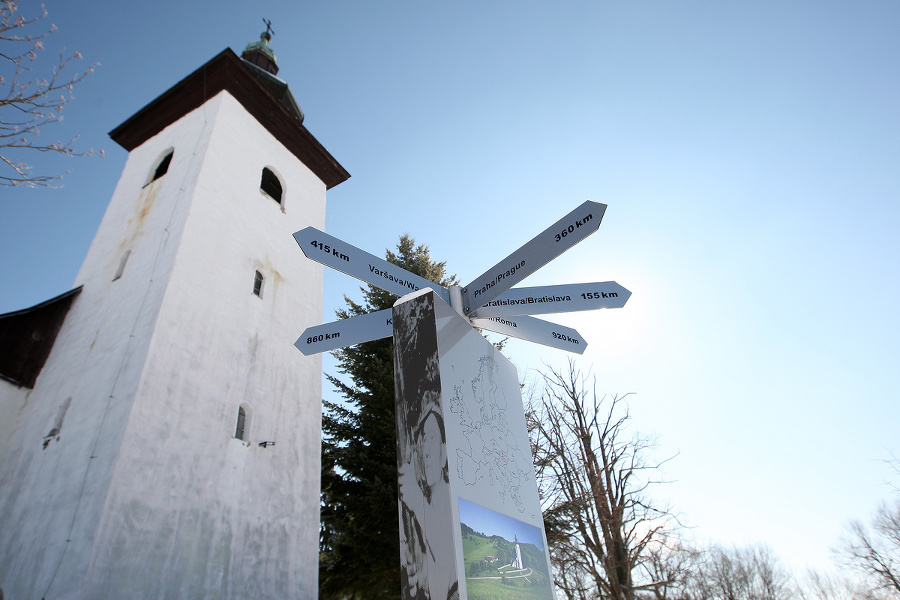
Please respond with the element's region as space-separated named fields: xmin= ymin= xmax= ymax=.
xmin=1 ymin=0 xmax=99 ymax=187
xmin=687 ymin=544 xmax=795 ymax=600
xmin=838 ymin=501 xmax=900 ymax=597
xmin=799 ymin=569 xmax=886 ymax=600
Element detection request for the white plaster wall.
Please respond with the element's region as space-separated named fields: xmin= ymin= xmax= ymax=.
xmin=0 ymin=99 xmax=214 ymax=600
xmin=0 ymin=380 xmax=31 ymax=505
xmin=82 ymin=92 xmax=326 ymax=599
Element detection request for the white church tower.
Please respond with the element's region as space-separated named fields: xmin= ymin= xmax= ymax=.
xmin=513 ymin=534 xmax=525 ymax=570
xmin=0 ymin=30 xmax=348 ymax=599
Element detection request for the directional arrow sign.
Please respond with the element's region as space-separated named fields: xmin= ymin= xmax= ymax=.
xmin=470 ymin=281 xmax=631 ymax=319
xmin=295 ymin=308 xmax=393 ymax=355
xmin=294 ymin=227 xmax=451 ymax=303
xmin=462 ymin=200 xmax=607 ymax=314
xmin=471 ymin=315 xmax=587 ymax=354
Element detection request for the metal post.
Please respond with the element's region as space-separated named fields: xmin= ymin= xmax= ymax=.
xmin=448 ymin=285 xmax=465 ymax=317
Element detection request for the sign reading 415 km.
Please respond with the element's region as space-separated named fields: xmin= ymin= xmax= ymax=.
xmin=292 ymin=200 xmax=630 ymax=356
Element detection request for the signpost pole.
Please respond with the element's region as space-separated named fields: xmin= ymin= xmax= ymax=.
xmin=448 ymin=285 xmax=465 ymax=316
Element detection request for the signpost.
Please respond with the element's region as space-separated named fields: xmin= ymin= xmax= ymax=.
xmin=294 ymin=201 xmax=626 ymax=355
xmin=293 ymin=201 xmax=631 ymax=600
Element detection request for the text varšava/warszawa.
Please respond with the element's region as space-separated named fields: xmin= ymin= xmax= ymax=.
xmin=369 ymin=264 xmax=420 ymax=292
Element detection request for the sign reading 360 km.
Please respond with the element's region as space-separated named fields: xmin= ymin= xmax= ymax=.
xmin=460 ymin=200 xmax=606 ymax=314
xmin=293 ymin=200 xmax=630 ymax=355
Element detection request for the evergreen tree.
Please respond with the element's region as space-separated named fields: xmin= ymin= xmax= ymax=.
xmin=319 ymin=235 xmax=456 ymax=600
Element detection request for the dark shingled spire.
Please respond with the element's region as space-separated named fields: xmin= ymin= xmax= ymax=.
xmin=239 ymin=21 xmax=305 ymax=124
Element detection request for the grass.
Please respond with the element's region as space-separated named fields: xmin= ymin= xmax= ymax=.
xmin=463 ymin=577 xmax=554 ymax=600
xmin=462 ymin=534 xmax=498 ymax=562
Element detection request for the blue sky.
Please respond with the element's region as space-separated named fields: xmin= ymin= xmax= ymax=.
xmin=2 ymin=0 xmax=898 ymax=576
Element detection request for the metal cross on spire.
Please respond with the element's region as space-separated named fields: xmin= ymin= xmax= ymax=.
xmin=262 ymin=18 xmax=274 ymax=39
xmin=293 ymin=201 xmax=631 ymax=355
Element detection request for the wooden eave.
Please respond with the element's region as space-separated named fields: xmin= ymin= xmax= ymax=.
xmin=109 ymin=49 xmax=349 ymax=189
xmin=0 ymin=286 xmax=82 ymax=388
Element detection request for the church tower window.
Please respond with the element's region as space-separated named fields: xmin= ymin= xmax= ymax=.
xmin=112 ymin=250 xmax=131 ymax=281
xmin=260 ymin=167 xmax=283 ymax=204
xmin=147 ymin=149 xmax=173 ymax=185
xmin=235 ymin=405 xmax=249 ymax=441
xmin=253 ymin=270 xmax=264 ymax=297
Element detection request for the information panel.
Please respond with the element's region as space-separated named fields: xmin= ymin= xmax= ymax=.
xmin=393 ymin=289 xmax=554 ymax=600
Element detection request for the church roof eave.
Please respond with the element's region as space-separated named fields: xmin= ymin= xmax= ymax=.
xmin=0 ymin=286 xmax=83 ymax=388
xmin=241 ymin=59 xmax=305 ymax=123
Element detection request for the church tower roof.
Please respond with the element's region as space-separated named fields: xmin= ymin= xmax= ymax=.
xmin=109 ymin=46 xmax=348 ymax=189
xmin=242 ymin=31 xmax=278 ymax=75
xmin=235 ymin=22 xmax=306 ymax=123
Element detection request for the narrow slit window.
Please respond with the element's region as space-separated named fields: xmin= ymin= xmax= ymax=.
xmin=260 ymin=168 xmax=283 ymax=204
xmin=150 ymin=150 xmax=173 ymax=184
xmin=235 ymin=406 xmax=247 ymax=440
xmin=253 ymin=270 xmax=264 ymax=297
xmin=112 ymin=250 xmax=131 ymax=281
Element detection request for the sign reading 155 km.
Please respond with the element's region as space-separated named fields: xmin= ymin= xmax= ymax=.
xmin=292 ymin=200 xmax=630 ymax=356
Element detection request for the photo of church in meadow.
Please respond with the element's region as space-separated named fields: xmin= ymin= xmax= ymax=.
xmin=458 ymin=498 xmax=554 ymax=600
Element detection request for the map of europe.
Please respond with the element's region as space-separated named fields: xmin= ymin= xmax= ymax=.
xmin=448 ymin=354 xmax=534 ymax=514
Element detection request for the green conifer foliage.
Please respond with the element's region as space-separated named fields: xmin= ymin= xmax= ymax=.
xmin=319 ymin=235 xmax=456 ymax=600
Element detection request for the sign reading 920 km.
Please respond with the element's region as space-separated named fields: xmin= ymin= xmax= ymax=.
xmin=293 ymin=227 xmax=450 ymax=303
xmin=472 ymin=314 xmax=587 ymax=354
xmin=461 ymin=200 xmax=607 ymax=315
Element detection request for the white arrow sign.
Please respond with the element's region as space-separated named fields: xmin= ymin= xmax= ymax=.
xmin=471 ymin=315 xmax=587 ymax=354
xmin=295 ymin=308 xmax=393 ymax=355
xmin=470 ymin=281 xmax=631 ymax=319
xmin=294 ymin=227 xmax=451 ymax=303
xmin=462 ymin=200 xmax=607 ymax=314
xmin=294 ymin=201 xmax=627 ymax=355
